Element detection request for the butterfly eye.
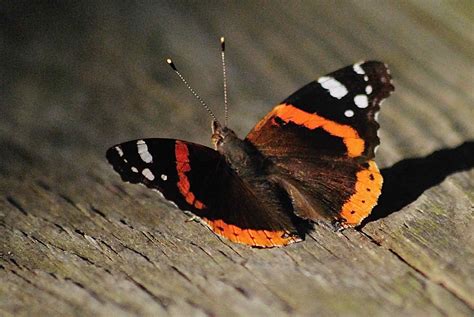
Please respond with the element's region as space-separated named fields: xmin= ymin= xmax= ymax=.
xmin=211 ymin=134 xmax=224 ymax=149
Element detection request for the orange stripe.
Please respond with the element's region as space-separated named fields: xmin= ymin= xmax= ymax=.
xmin=272 ymin=104 xmax=365 ymax=157
xmin=175 ymin=141 xmax=206 ymax=209
xmin=194 ymin=200 xmax=205 ymax=210
xmin=203 ymin=218 xmax=301 ymax=248
xmin=340 ymin=160 xmax=383 ymax=226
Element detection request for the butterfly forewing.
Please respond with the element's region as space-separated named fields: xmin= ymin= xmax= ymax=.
xmin=246 ymin=61 xmax=393 ymax=226
xmin=106 ymin=138 xmax=302 ymax=247
xmin=247 ymin=61 xmax=394 ymax=160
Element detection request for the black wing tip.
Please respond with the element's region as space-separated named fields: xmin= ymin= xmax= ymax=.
xmin=105 ymin=145 xmax=144 ymax=186
xmin=105 ymin=146 xmax=115 ymax=159
xmin=106 ymin=146 xmax=117 ymax=162
xmin=105 ymin=144 xmax=128 ymax=170
xmin=361 ymin=60 xmax=395 ymax=92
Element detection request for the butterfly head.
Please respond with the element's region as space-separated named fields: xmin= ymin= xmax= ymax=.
xmin=211 ymin=120 xmax=238 ymax=151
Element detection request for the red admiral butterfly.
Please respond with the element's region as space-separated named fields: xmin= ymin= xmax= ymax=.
xmin=107 ymin=37 xmax=394 ymax=248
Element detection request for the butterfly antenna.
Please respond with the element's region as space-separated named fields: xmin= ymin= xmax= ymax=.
xmin=220 ymin=37 xmax=229 ymax=127
xmin=166 ymin=58 xmax=219 ymax=123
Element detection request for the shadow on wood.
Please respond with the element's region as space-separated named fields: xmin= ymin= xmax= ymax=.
xmin=361 ymin=140 xmax=474 ymax=227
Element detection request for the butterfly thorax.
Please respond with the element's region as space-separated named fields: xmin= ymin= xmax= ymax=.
xmin=211 ymin=121 xmax=295 ymax=226
xmin=212 ymin=121 xmax=266 ymax=177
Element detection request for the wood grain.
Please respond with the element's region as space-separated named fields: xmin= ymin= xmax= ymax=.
xmin=1 ymin=1 xmax=473 ymax=316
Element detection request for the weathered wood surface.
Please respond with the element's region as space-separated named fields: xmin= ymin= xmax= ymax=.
xmin=1 ymin=1 xmax=473 ymax=316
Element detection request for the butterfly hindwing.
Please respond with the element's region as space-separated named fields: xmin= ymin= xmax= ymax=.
xmin=246 ymin=61 xmax=393 ymax=226
xmin=106 ymin=138 xmax=302 ymax=247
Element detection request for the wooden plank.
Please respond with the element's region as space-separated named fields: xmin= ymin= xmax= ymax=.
xmin=1 ymin=1 xmax=473 ymax=316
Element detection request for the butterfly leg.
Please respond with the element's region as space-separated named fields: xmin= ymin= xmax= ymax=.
xmin=331 ymin=219 xmax=348 ymax=232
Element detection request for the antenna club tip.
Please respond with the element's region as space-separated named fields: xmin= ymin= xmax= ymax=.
xmin=220 ymin=37 xmax=225 ymax=51
xmin=166 ymin=58 xmax=177 ymax=70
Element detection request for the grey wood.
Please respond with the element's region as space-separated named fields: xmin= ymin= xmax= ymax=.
xmin=1 ymin=1 xmax=473 ymax=316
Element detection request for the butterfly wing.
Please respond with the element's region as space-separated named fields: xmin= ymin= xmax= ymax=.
xmin=106 ymin=138 xmax=302 ymax=247
xmin=246 ymin=61 xmax=394 ymax=226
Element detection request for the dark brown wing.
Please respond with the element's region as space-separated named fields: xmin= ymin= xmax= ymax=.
xmin=106 ymin=138 xmax=302 ymax=247
xmin=246 ymin=61 xmax=393 ymax=226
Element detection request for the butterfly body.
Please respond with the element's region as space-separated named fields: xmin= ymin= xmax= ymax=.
xmin=107 ymin=60 xmax=394 ymax=247
xmin=212 ymin=121 xmax=265 ymax=177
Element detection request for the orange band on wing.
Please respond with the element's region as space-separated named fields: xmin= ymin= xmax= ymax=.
xmin=175 ymin=141 xmax=206 ymax=210
xmin=203 ymin=218 xmax=301 ymax=248
xmin=272 ymin=104 xmax=365 ymax=157
xmin=340 ymin=160 xmax=382 ymax=226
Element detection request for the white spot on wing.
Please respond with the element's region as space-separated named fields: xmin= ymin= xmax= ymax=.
xmin=364 ymin=75 xmax=369 ymax=82
xmin=374 ymin=112 xmax=380 ymax=122
xmin=318 ymin=76 xmax=348 ymax=99
xmin=353 ymin=62 xmax=365 ymax=75
xmin=115 ymin=146 xmax=124 ymax=157
xmin=344 ymin=110 xmax=354 ymax=118
xmin=365 ymin=85 xmax=373 ymax=94
xmin=131 ymin=167 xmax=138 ymax=173
xmin=374 ymin=145 xmax=380 ymax=154
xmin=142 ymin=168 xmax=155 ymax=180
xmin=354 ymin=95 xmax=369 ymax=108
xmin=161 ymin=174 xmax=167 ymax=181
xmin=137 ymin=140 xmax=153 ymax=163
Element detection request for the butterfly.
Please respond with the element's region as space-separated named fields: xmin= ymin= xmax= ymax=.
xmin=106 ymin=38 xmax=394 ymax=248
